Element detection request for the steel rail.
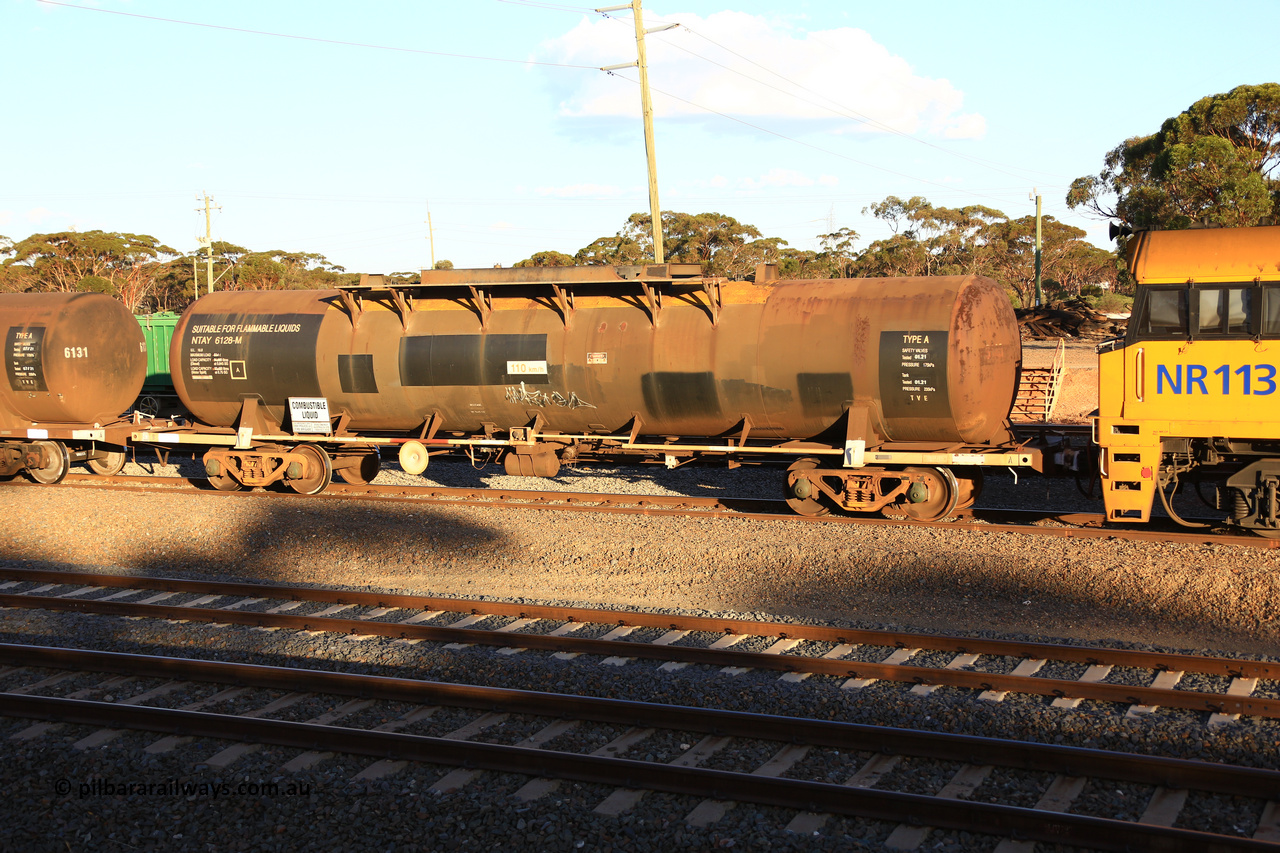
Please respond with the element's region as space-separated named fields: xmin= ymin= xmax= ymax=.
xmin=11 ymin=475 xmax=1276 ymax=548
xmin=1 ymin=646 xmax=1275 ymax=852
xmin=2 ymin=567 xmax=1274 ymax=680
xmin=3 ymin=591 xmax=1277 ymax=717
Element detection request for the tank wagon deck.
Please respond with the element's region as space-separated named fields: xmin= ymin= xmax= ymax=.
xmin=122 ymin=264 xmax=1040 ymax=519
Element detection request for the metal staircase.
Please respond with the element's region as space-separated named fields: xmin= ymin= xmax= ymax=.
xmin=1011 ymin=339 xmax=1066 ymax=423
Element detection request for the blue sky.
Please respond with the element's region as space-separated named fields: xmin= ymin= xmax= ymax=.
xmin=2 ymin=0 xmax=1276 ymax=274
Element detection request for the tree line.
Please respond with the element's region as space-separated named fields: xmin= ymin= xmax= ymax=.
xmin=513 ymin=201 xmax=1117 ymax=310
xmin=0 ymin=200 xmax=1112 ymax=315
xmin=0 ymin=232 xmax=364 ymax=313
xmin=3 ymin=83 xmax=1274 ymax=314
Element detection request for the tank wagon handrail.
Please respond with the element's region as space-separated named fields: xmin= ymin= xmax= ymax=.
xmin=341 ymin=263 xmax=708 ymax=293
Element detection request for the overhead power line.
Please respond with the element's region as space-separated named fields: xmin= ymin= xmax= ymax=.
xmin=603 ymin=72 xmax=1012 ymax=208
xmin=35 ymin=0 xmax=598 ymax=69
xmin=593 ymin=10 xmax=1070 ymax=185
xmin=494 ymin=0 xmax=598 ymax=12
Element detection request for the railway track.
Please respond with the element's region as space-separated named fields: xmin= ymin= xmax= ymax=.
xmin=2 ymin=567 xmax=1277 ymax=720
xmin=11 ymin=471 xmax=1275 ymax=550
xmin=2 ymin=643 xmax=1277 ymax=851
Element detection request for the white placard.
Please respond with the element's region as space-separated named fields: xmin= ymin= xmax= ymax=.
xmin=843 ymin=439 xmax=866 ymax=468
xmin=288 ymin=397 xmax=332 ymax=435
xmin=506 ymin=360 xmax=548 ymax=376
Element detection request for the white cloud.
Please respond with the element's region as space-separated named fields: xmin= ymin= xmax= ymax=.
xmin=691 ymin=169 xmax=839 ymax=192
xmin=490 ymin=221 xmax=517 ymax=230
xmin=535 ymin=183 xmax=624 ymax=198
xmin=25 ymin=207 xmax=55 ymax=224
xmin=540 ymin=11 xmax=984 ymax=140
xmin=0 ymin=210 xmax=13 ymax=228
xmin=941 ymin=112 xmax=986 ymax=140
xmin=738 ymin=168 xmax=817 ymax=190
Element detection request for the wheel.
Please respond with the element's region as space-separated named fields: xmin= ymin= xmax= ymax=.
xmin=287 ymin=445 xmax=332 ymax=495
xmin=86 ymin=449 xmax=127 ymax=476
xmin=785 ymin=457 xmax=830 ymax=517
xmin=136 ymin=395 xmax=161 ymax=418
xmin=203 ymin=452 xmax=242 ymax=491
xmin=337 ymin=451 xmax=381 ymax=485
xmin=952 ymin=468 xmax=984 ymax=510
xmin=398 ymin=440 xmax=429 ymax=476
xmin=895 ymin=466 xmax=959 ymax=523
xmin=27 ymin=441 xmax=70 ymax=485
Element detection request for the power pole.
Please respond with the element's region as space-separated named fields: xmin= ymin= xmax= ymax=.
xmin=196 ymin=192 xmax=221 ymax=295
xmin=1030 ymin=189 xmax=1043 ymax=307
xmin=426 ymin=205 xmax=436 ymax=270
xmin=598 ymin=1 xmax=676 ymax=263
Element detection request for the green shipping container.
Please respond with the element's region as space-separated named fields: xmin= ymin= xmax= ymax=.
xmin=136 ymin=312 xmax=179 ymax=392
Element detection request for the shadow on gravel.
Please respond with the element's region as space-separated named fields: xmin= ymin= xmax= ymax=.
xmin=731 ymin=540 xmax=1280 ymax=656
xmin=0 ymin=488 xmax=507 ymax=591
xmin=409 ymin=457 xmax=788 ymax=500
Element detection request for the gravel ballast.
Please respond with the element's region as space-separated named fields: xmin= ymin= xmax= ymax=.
xmin=2 ymin=446 xmax=1279 ymax=851
xmin=3 ymin=464 xmax=1278 ymax=655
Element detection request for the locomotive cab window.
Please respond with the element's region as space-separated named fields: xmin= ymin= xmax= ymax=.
xmin=1130 ymin=284 xmax=1272 ymax=342
xmin=1133 ymin=287 xmax=1188 ymax=338
xmin=1263 ymin=285 xmax=1280 ymax=336
xmin=1196 ymin=286 xmax=1253 ymax=336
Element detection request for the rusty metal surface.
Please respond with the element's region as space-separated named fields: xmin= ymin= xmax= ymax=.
xmin=2 ymin=569 xmax=1275 ymax=681
xmin=2 ymin=646 xmax=1276 ymax=851
xmin=36 ymin=471 xmax=1280 ymax=549
xmin=0 ymin=293 xmax=146 ymax=428
xmin=170 ymin=273 xmax=1019 ymax=446
xmin=2 ymin=695 xmax=1271 ymax=852
xmin=9 ymin=591 xmax=1280 ymax=717
xmin=4 ymin=643 xmax=1274 ymax=791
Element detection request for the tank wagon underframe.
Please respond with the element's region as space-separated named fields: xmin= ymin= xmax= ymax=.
xmin=131 ymin=419 xmax=1038 ymax=517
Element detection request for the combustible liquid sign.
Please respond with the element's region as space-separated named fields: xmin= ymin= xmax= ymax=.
xmin=288 ymin=397 xmax=332 ymax=435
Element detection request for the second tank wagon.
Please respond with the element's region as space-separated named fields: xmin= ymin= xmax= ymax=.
xmin=171 ymin=266 xmax=1020 ymax=441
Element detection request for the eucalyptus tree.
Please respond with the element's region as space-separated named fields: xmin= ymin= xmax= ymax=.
xmin=1068 ymin=83 xmax=1280 ymax=229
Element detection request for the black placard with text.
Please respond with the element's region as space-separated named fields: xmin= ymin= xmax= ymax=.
xmin=878 ymin=330 xmax=950 ymax=419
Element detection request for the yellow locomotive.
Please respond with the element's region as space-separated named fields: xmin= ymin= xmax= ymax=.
xmin=1097 ymin=224 xmax=1280 ymax=535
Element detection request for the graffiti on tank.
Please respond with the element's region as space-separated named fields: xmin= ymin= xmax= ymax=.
xmin=505 ymin=382 xmax=597 ymax=409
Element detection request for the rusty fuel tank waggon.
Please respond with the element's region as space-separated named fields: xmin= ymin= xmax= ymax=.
xmin=162 ymin=264 xmax=1035 ymax=516
xmin=0 ymin=292 xmax=147 ymax=483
